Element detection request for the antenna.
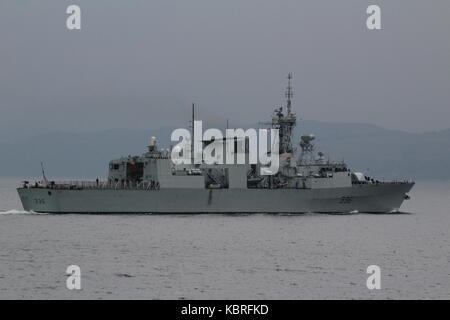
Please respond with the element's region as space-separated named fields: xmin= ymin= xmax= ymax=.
xmin=191 ymin=103 xmax=195 ymax=163
xmin=285 ymin=72 xmax=293 ymax=115
xmin=191 ymin=103 xmax=195 ymax=137
xmin=188 ymin=103 xmax=196 ymax=138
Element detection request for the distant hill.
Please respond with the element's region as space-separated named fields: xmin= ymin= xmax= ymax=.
xmin=1 ymin=121 xmax=449 ymax=180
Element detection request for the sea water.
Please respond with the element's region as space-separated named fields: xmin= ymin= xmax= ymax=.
xmin=0 ymin=178 xmax=448 ymax=299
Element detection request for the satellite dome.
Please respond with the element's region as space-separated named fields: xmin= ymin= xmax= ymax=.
xmin=301 ymin=134 xmax=315 ymax=143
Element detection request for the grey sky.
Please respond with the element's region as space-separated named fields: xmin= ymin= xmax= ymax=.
xmin=0 ymin=0 xmax=449 ymax=138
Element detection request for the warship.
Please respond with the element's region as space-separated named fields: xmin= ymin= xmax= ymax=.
xmin=17 ymin=74 xmax=414 ymax=213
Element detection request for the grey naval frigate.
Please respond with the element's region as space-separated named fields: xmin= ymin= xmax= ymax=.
xmin=17 ymin=74 xmax=414 ymax=214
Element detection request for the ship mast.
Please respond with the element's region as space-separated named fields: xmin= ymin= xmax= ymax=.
xmin=191 ymin=103 xmax=195 ymax=164
xmin=275 ymin=73 xmax=297 ymax=154
xmin=258 ymin=74 xmax=297 ymax=155
xmin=286 ymin=72 xmax=293 ymax=116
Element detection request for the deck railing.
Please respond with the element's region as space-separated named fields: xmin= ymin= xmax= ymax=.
xmin=26 ymin=180 xmax=160 ymax=190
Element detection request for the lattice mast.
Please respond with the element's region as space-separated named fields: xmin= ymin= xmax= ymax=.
xmin=272 ymin=73 xmax=297 ymax=154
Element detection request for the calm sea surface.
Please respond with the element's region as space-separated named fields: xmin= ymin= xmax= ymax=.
xmin=0 ymin=178 xmax=448 ymax=299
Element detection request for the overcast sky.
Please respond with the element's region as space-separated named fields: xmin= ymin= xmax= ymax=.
xmin=0 ymin=0 xmax=449 ymax=139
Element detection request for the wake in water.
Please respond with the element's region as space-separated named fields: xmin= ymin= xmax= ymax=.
xmin=0 ymin=209 xmax=44 ymax=215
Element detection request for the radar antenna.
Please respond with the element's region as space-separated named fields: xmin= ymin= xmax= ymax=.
xmin=285 ymin=72 xmax=293 ymax=115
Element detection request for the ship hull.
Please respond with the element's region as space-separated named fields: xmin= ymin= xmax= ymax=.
xmin=17 ymin=183 xmax=414 ymax=214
